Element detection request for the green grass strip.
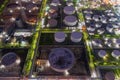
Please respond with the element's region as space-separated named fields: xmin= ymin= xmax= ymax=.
xmin=23 ymin=0 xmax=47 ymax=76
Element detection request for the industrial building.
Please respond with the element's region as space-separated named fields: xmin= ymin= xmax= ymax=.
xmin=0 ymin=0 xmax=120 ymax=80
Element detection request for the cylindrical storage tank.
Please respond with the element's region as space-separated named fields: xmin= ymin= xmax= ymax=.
xmin=54 ymin=32 xmax=66 ymax=42
xmin=86 ymin=20 xmax=90 ymax=23
xmin=71 ymin=32 xmax=82 ymax=43
xmin=15 ymin=18 xmax=24 ymax=28
xmin=26 ymin=3 xmax=39 ymax=13
xmin=111 ymin=50 xmax=120 ymax=59
xmin=51 ymin=0 xmax=61 ymax=6
xmin=114 ymin=28 xmax=120 ymax=35
xmin=97 ymin=28 xmax=105 ymax=35
xmin=92 ymin=39 xmax=102 ymax=47
xmin=1 ymin=14 xmax=17 ymax=23
xmin=1 ymin=52 xmax=21 ymax=68
xmin=88 ymin=31 xmax=95 ymax=35
xmin=87 ymin=25 xmax=95 ymax=32
xmin=107 ymin=12 xmax=115 ymax=17
xmin=116 ymin=39 xmax=120 ymax=45
xmin=48 ymin=19 xmax=57 ymax=27
xmin=64 ymin=16 xmax=77 ymax=26
xmin=105 ymin=39 xmax=112 ymax=47
xmin=63 ymin=6 xmax=75 ymax=15
xmin=98 ymin=50 xmax=107 ymax=58
xmin=6 ymin=3 xmax=20 ymax=14
xmin=26 ymin=15 xmax=37 ymax=25
xmin=0 ymin=15 xmax=13 ymax=23
xmin=113 ymin=39 xmax=120 ymax=48
xmin=49 ymin=48 xmax=75 ymax=72
xmin=117 ymin=22 xmax=120 ymax=26
xmin=66 ymin=1 xmax=73 ymax=6
xmin=112 ymin=23 xmax=119 ymax=29
xmin=85 ymin=13 xmax=91 ymax=20
xmin=106 ymin=24 xmax=113 ymax=33
xmin=49 ymin=6 xmax=58 ymax=13
xmin=83 ymin=10 xmax=93 ymax=14
xmin=105 ymin=72 xmax=115 ymax=80
xmin=100 ymin=16 xmax=107 ymax=23
xmin=21 ymin=0 xmax=30 ymax=2
xmin=48 ymin=12 xmax=58 ymax=18
xmin=109 ymin=16 xmax=117 ymax=22
xmin=31 ymin=0 xmax=42 ymax=4
xmin=93 ymin=15 xmax=100 ymax=22
xmin=95 ymin=22 xmax=102 ymax=28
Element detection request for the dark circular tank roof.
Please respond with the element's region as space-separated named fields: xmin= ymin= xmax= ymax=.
xmin=26 ymin=3 xmax=38 ymax=10
xmin=98 ymin=50 xmax=106 ymax=57
xmin=93 ymin=39 xmax=102 ymax=44
xmin=85 ymin=14 xmax=91 ymax=17
xmin=49 ymin=48 xmax=75 ymax=72
xmin=116 ymin=39 xmax=120 ymax=44
xmin=112 ymin=50 xmax=120 ymax=56
xmin=107 ymin=24 xmax=113 ymax=28
xmin=64 ymin=6 xmax=75 ymax=12
xmin=64 ymin=16 xmax=77 ymax=23
xmin=93 ymin=15 xmax=99 ymax=19
xmin=1 ymin=52 xmax=17 ymax=66
xmin=51 ymin=0 xmax=60 ymax=4
xmin=71 ymin=32 xmax=82 ymax=39
xmin=54 ymin=32 xmax=65 ymax=39
xmin=106 ymin=39 xmax=112 ymax=44
xmin=105 ymin=72 xmax=115 ymax=80
xmin=49 ymin=12 xmax=58 ymax=18
xmin=48 ymin=19 xmax=57 ymax=27
xmin=50 ymin=6 xmax=58 ymax=11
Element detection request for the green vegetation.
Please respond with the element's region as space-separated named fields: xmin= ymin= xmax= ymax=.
xmin=23 ymin=23 xmax=40 ymax=76
xmin=0 ymin=42 xmax=30 ymax=48
xmin=114 ymin=69 xmax=120 ymax=79
xmin=78 ymin=12 xmax=84 ymax=22
xmin=41 ymin=28 xmax=73 ymax=33
xmin=23 ymin=0 xmax=47 ymax=76
xmin=0 ymin=36 xmax=32 ymax=48
xmin=0 ymin=0 xmax=9 ymax=15
xmin=83 ymin=31 xmax=95 ymax=69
